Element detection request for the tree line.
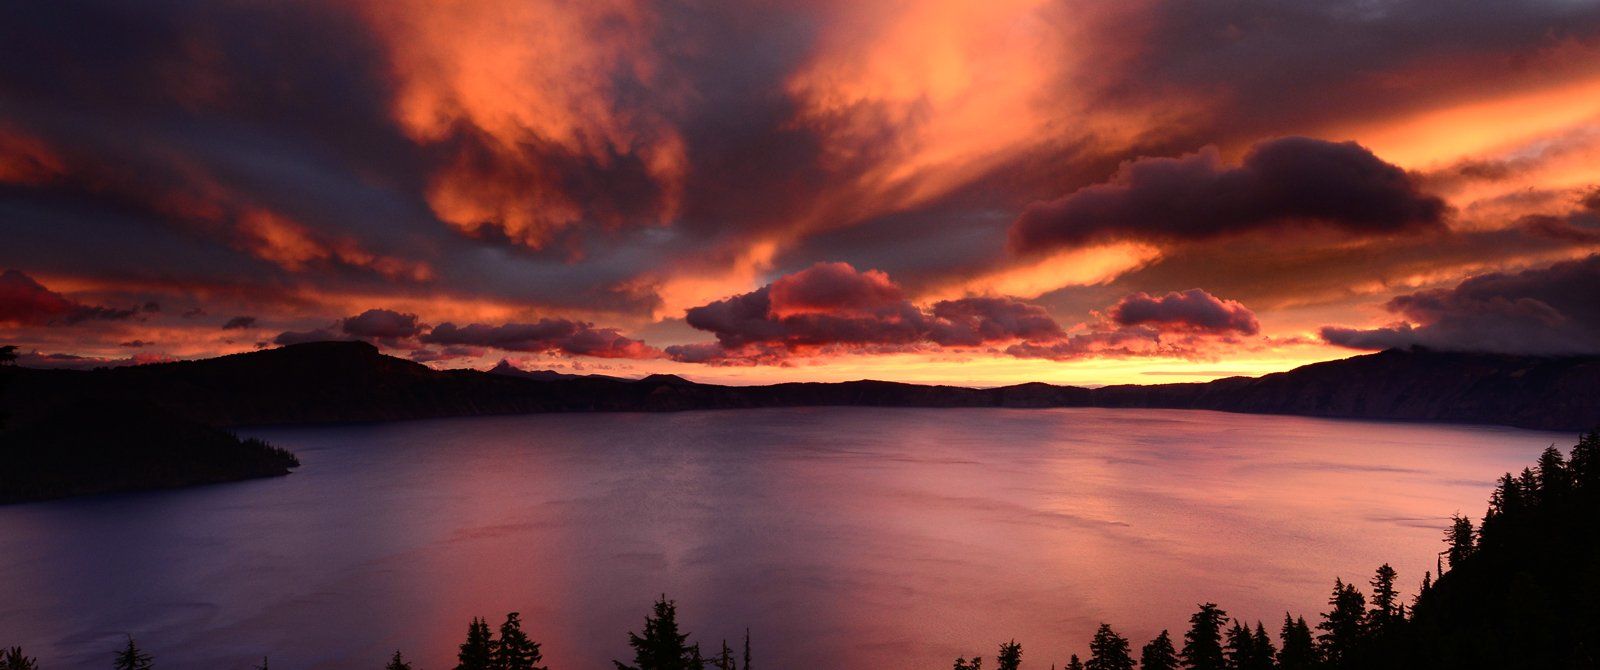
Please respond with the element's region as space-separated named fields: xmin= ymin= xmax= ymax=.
xmin=4 ymin=432 xmax=1596 ymax=669
xmin=0 ymin=595 xmax=744 ymax=670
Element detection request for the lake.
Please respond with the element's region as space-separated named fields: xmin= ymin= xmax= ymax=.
xmin=0 ymin=408 xmax=1570 ymax=669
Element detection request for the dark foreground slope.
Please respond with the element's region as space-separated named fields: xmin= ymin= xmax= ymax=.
xmin=3 ymin=342 xmax=1598 ymax=431
xmin=0 ymin=401 xmax=299 ymax=504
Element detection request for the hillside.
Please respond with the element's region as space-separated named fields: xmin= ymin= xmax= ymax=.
xmin=2 ymin=342 xmax=1598 ymax=431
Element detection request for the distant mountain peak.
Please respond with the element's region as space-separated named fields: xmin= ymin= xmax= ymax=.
xmin=637 ymin=373 xmax=695 ymax=386
xmin=487 ymin=360 xmax=577 ymax=381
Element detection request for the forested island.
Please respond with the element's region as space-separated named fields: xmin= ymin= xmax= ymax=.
xmin=0 ymin=346 xmax=298 ymax=503
xmin=4 ymin=433 xmax=1596 ymax=669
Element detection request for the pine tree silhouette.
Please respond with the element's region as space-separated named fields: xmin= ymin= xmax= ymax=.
xmin=712 ymin=639 xmax=736 ymax=670
xmin=1569 ymin=430 xmax=1599 ymax=491
xmin=1276 ymin=614 xmax=1317 ymax=670
xmin=952 ymin=656 xmax=983 ymax=670
xmin=615 ymin=595 xmax=704 ymax=670
xmin=1085 ymin=624 xmax=1133 ymax=670
xmin=1 ymin=647 xmax=38 ymax=670
xmin=386 ymin=650 xmax=414 ymax=670
xmin=1222 ymin=622 xmax=1256 ymax=670
xmin=1064 ymin=654 xmax=1083 ymax=670
xmin=112 ymin=636 xmax=153 ymax=670
xmin=456 ymin=617 xmax=494 ymax=670
xmin=996 ymin=640 xmax=1022 ymax=670
xmin=1443 ymin=515 xmax=1475 ymax=571
xmin=1138 ymin=630 xmax=1178 ymax=670
xmin=1317 ymin=578 xmax=1367 ymax=667
xmin=742 ymin=629 xmax=750 ymax=670
xmin=1367 ymin=564 xmax=1401 ymax=633
xmin=1180 ymin=603 xmax=1228 ymax=670
xmin=1535 ymin=445 xmax=1571 ymax=503
xmin=1248 ymin=622 xmax=1275 ymax=669
xmin=492 ymin=612 xmax=547 ymax=670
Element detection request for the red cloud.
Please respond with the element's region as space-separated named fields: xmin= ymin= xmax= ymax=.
xmin=421 ymin=320 xmax=660 ymax=359
xmin=767 ymin=262 xmax=903 ymax=316
xmin=1109 ymin=289 xmax=1260 ymax=336
xmin=668 ymin=262 xmax=1066 ymax=363
xmin=666 ymin=263 xmax=1266 ymax=365
xmin=0 ymin=269 xmax=138 ymax=325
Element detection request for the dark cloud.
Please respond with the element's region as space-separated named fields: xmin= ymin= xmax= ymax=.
xmin=340 ymin=308 xmax=423 ymax=341
xmin=1109 ymin=289 xmax=1259 ymax=336
xmin=421 ymin=320 xmax=658 ymax=359
xmin=0 ymin=269 xmax=138 ymax=325
xmin=221 ymin=316 xmax=258 ymax=330
xmin=1321 ymin=254 xmax=1600 ymax=355
xmin=669 ymin=262 xmax=1070 ymax=363
xmin=668 ymin=263 xmax=1275 ymax=364
xmin=272 ymin=327 xmax=342 ymax=347
xmin=407 ymin=345 xmax=484 ymax=364
xmin=1011 ymin=137 xmax=1448 ymax=253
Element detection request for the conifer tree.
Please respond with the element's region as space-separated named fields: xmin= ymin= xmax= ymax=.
xmin=1276 ymin=614 xmax=1317 ymax=670
xmin=711 ymin=640 xmax=736 ymax=670
xmin=1065 ymin=654 xmax=1083 ymax=670
xmin=494 ymin=612 xmax=547 ymax=670
xmin=1249 ymin=622 xmax=1275 ymax=670
xmin=113 ymin=636 xmax=153 ymax=670
xmin=1086 ymin=624 xmax=1133 ymax=670
xmin=1180 ymin=603 xmax=1228 ymax=670
xmin=1489 ymin=473 xmax=1525 ymax=519
xmin=1516 ymin=467 xmax=1539 ymax=501
xmin=456 ymin=617 xmax=495 ymax=670
xmin=1569 ymin=430 xmax=1599 ymax=491
xmin=996 ymin=640 xmax=1022 ymax=670
xmin=2 ymin=647 xmax=38 ymax=670
xmin=1222 ymin=622 xmax=1256 ymax=670
xmin=615 ymin=596 xmax=704 ymax=670
xmin=1535 ymin=445 xmax=1571 ymax=503
xmin=742 ymin=629 xmax=750 ymax=670
xmin=1139 ymin=630 xmax=1179 ymax=670
xmin=1415 ymin=572 xmax=1431 ymax=605
xmin=1367 ymin=564 xmax=1401 ymax=632
xmin=953 ymin=657 xmax=983 ymax=670
xmin=386 ymin=650 xmax=414 ymax=670
xmin=1444 ymin=515 xmax=1475 ymax=570
xmin=1317 ymin=579 xmax=1367 ymax=668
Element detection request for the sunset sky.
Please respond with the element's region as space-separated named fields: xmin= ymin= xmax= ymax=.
xmin=3 ymin=0 xmax=1599 ymax=385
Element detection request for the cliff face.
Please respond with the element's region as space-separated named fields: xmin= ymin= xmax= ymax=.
xmin=3 ymin=342 xmax=1598 ymax=431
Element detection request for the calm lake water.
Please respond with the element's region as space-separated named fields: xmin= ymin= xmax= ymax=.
xmin=0 ymin=408 xmax=1571 ymax=669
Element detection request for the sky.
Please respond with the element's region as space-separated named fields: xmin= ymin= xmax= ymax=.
xmin=2 ymin=0 xmax=1599 ymax=386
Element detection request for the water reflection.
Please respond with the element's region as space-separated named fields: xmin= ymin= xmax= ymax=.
xmin=0 ymin=408 xmax=1565 ymax=669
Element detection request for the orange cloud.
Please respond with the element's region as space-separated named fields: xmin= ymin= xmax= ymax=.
xmin=360 ymin=0 xmax=687 ymax=249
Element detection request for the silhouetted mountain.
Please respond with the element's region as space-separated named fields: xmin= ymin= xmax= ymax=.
xmin=487 ymin=359 xmax=633 ymax=383
xmin=3 ymin=342 xmax=1597 ymax=431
